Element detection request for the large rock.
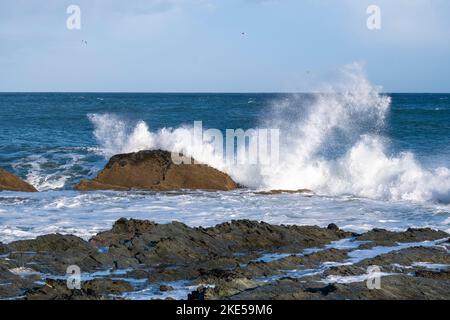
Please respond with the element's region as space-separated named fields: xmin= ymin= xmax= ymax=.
xmin=75 ymin=150 xmax=237 ymax=191
xmin=2 ymin=219 xmax=449 ymax=300
xmin=8 ymin=234 xmax=114 ymax=274
xmin=0 ymin=168 xmax=37 ymax=192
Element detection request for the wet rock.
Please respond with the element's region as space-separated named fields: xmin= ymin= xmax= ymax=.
xmin=328 ymin=275 xmax=450 ymax=300
xmin=227 ymin=278 xmax=322 ymax=300
xmin=299 ymin=248 xmax=349 ymax=267
xmin=203 ymin=220 xmax=352 ymax=253
xmin=75 ymin=149 xmax=238 ymax=191
xmin=0 ymin=168 xmax=37 ymax=192
xmin=90 ymin=218 xmax=351 ymax=274
xmin=26 ymin=278 xmax=132 ymax=300
xmin=188 ymin=289 xmax=205 ymax=301
xmin=8 ymin=234 xmax=114 ymax=274
xmin=0 ymin=242 xmax=9 ymax=255
xmin=228 ymin=275 xmax=450 ymax=300
xmin=357 ymin=247 xmax=450 ymax=271
xmin=0 ymin=264 xmax=39 ymax=299
xmin=2 ymin=219 xmax=450 ymax=300
xmin=415 ymin=270 xmax=450 ymax=280
xmin=237 ymin=248 xmax=349 ymax=281
xmin=159 ymin=285 xmax=174 ymax=292
xmin=83 ymin=278 xmax=134 ymax=296
xmin=356 ymin=228 xmax=448 ymax=246
xmin=327 ymin=223 xmax=339 ymax=231
xmin=323 ymin=265 xmax=366 ymax=277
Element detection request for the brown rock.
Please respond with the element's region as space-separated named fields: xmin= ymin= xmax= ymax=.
xmin=75 ymin=150 xmax=237 ymax=191
xmin=0 ymin=168 xmax=37 ymax=192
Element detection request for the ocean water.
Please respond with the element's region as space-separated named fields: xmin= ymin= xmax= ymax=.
xmin=1 ymin=71 xmax=450 ymax=242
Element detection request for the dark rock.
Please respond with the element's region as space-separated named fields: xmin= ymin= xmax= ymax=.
xmin=327 ymin=223 xmax=339 ymax=231
xmin=90 ymin=218 xmax=352 ymax=271
xmin=8 ymin=234 xmax=114 ymax=274
xmin=159 ymin=285 xmax=174 ymax=292
xmin=228 ymin=275 xmax=450 ymax=300
xmin=0 ymin=264 xmax=39 ymax=299
xmin=415 ymin=270 xmax=450 ymax=280
xmin=305 ymin=284 xmax=338 ymax=296
xmin=323 ymin=265 xmax=366 ymax=277
xmin=0 ymin=168 xmax=37 ymax=192
xmin=1 ymin=218 xmax=449 ymax=300
xmin=188 ymin=288 xmax=205 ymax=301
xmin=357 ymin=247 xmax=450 ymax=270
xmin=75 ymin=149 xmax=238 ymax=191
xmin=356 ymin=227 xmax=448 ymax=246
xmin=83 ymin=278 xmax=134 ymax=296
xmin=26 ymin=278 xmax=132 ymax=300
xmin=0 ymin=242 xmax=9 ymax=255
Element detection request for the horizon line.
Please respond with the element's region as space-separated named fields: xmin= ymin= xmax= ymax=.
xmin=1 ymin=91 xmax=449 ymax=95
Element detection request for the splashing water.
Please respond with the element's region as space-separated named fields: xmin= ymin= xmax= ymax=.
xmin=88 ymin=64 xmax=450 ymax=204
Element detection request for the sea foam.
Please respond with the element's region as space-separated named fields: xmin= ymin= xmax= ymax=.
xmin=88 ymin=64 xmax=450 ymax=205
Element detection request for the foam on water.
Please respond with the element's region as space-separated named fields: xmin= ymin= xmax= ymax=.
xmin=323 ymin=272 xmax=396 ymax=284
xmin=86 ymin=64 xmax=450 ymax=205
xmin=411 ymin=262 xmax=450 ymax=271
xmin=11 ymin=147 xmax=102 ymax=191
xmin=0 ymin=190 xmax=449 ymax=243
xmin=1 ymin=64 xmax=450 ymax=245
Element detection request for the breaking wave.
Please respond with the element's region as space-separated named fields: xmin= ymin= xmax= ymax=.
xmin=88 ymin=64 xmax=450 ymax=204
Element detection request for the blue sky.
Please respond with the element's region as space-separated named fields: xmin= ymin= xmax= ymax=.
xmin=0 ymin=0 xmax=449 ymax=92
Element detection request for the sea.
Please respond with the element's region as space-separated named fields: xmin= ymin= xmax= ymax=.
xmin=1 ymin=74 xmax=450 ymax=243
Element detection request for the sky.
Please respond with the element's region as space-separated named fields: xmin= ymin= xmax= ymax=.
xmin=0 ymin=0 xmax=449 ymax=92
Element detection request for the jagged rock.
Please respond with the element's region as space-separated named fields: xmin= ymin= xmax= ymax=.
xmin=8 ymin=234 xmax=114 ymax=274
xmin=75 ymin=149 xmax=237 ymax=191
xmin=0 ymin=168 xmax=37 ymax=192
xmin=26 ymin=279 xmax=132 ymax=300
xmin=0 ymin=264 xmax=40 ymax=299
xmin=227 ymin=275 xmax=450 ymax=300
xmin=1 ymin=219 xmax=449 ymax=300
xmin=159 ymin=285 xmax=174 ymax=292
xmin=89 ymin=218 xmax=352 ymax=269
xmin=357 ymin=247 xmax=450 ymax=270
xmin=415 ymin=270 xmax=450 ymax=280
xmin=356 ymin=227 xmax=448 ymax=246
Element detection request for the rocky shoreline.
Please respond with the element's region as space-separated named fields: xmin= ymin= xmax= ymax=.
xmin=1 ymin=218 xmax=449 ymax=300
xmin=0 ymin=168 xmax=37 ymax=192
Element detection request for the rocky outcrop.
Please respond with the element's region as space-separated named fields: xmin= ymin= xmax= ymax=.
xmin=26 ymin=279 xmax=133 ymax=300
xmin=75 ymin=150 xmax=238 ymax=191
xmin=0 ymin=168 xmax=37 ymax=192
xmin=220 ymin=274 xmax=450 ymax=300
xmin=355 ymin=227 xmax=449 ymax=247
xmin=8 ymin=234 xmax=114 ymax=274
xmin=0 ymin=219 xmax=449 ymax=300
